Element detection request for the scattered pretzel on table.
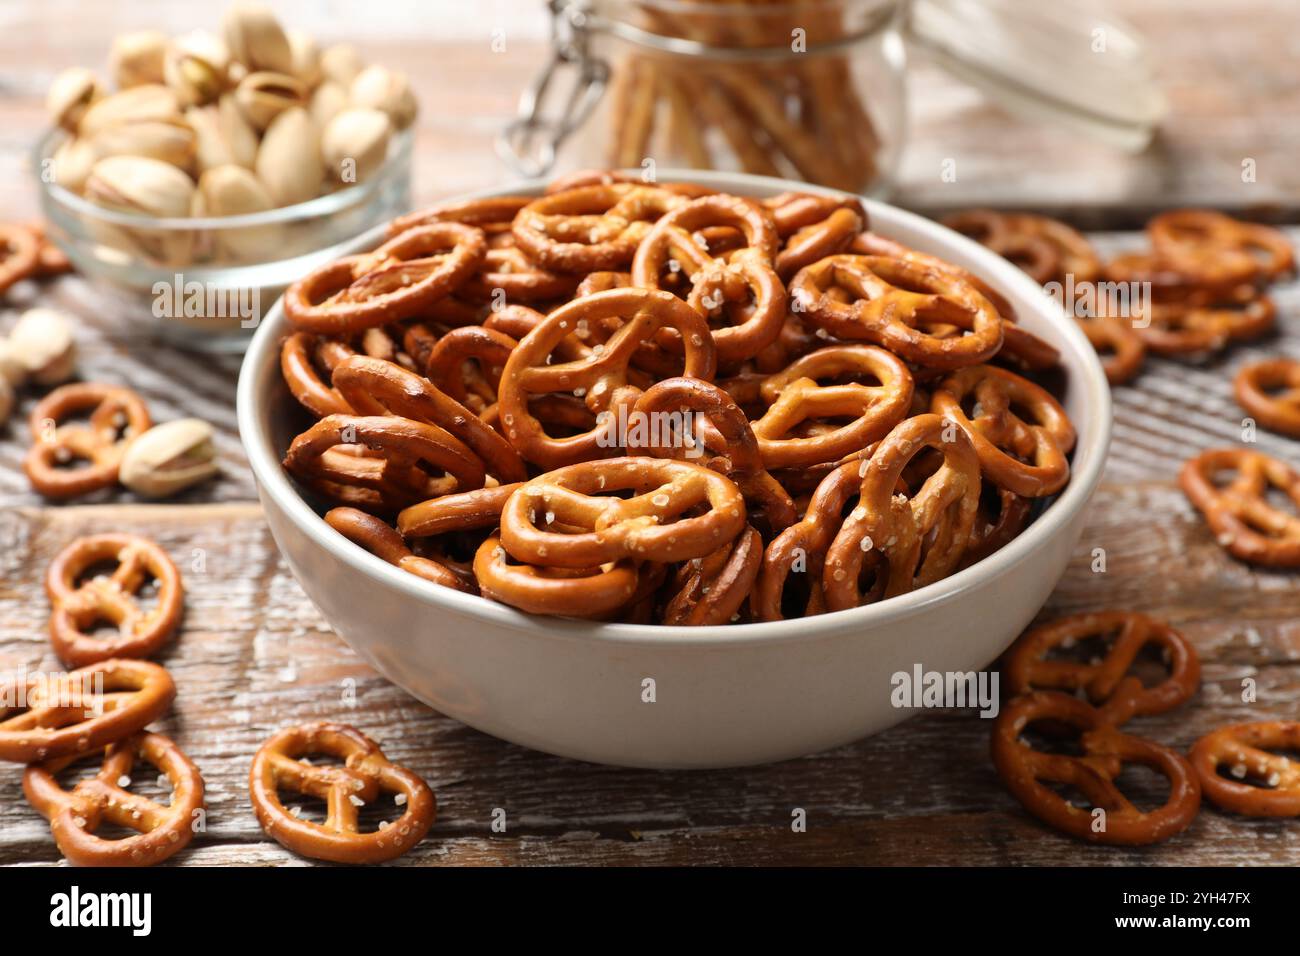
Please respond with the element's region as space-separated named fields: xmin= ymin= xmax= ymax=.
xmin=1233 ymin=358 xmax=1300 ymax=438
xmin=1180 ymin=448 xmax=1300 ymax=568
xmin=1189 ymin=722 xmax=1300 ymax=818
xmin=23 ymin=382 xmax=151 ymax=499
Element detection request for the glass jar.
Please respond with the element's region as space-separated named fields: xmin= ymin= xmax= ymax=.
xmin=500 ymin=0 xmax=908 ymax=196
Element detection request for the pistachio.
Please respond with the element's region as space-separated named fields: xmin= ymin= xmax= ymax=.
xmin=223 ymin=1 xmax=293 ymax=74
xmin=255 ymin=107 xmax=322 ymax=207
xmin=8 ymin=308 xmax=77 ymax=386
xmin=218 ymin=94 xmax=259 ymax=167
xmin=0 ymin=374 xmax=13 ymax=426
xmin=287 ymin=31 xmax=321 ymax=87
xmin=163 ymin=31 xmax=231 ymax=107
xmin=78 ymin=85 xmax=181 ymax=138
xmin=0 ymin=338 xmax=27 ymax=389
xmin=194 ymin=165 xmax=281 ymax=259
xmin=85 ymin=155 xmax=196 ymax=218
xmin=308 ymin=81 xmax=349 ymax=129
xmin=89 ymin=118 xmax=197 ymax=171
xmin=349 ymin=65 xmax=417 ymax=129
xmin=322 ymin=108 xmax=391 ymax=184
xmin=47 ymin=68 xmax=103 ymax=132
xmin=119 ymin=418 xmax=219 ymax=498
xmin=51 ymin=137 xmax=97 ymax=193
xmin=319 ymin=43 xmax=363 ymax=87
xmin=234 ymin=70 xmax=306 ymax=132
xmin=109 ymin=31 xmax=168 ymax=88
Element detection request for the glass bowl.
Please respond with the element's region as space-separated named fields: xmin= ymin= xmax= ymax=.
xmin=33 ymin=126 xmax=413 ymax=352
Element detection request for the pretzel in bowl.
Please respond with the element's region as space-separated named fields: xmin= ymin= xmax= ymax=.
xmin=325 ymin=506 xmax=475 ymax=593
xmin=24 ymin=731 xmax=204 ymax=866
xmin=1189 ymin=722 xmax=1300 ymax=817
xmin=1233 ymin=358 xmax=1300 ymax=438
xmin=1180 ymin=448 xmax=1300 ymax=567
xmin=46 ymin=533 xmax=184 ymax=667
xmin=250 ymin=722 xmax=436 ymax=864
xmin=24 ymin=383 xmax=151 ymax=499
xmin=474 ymin=533 xmax=642 ymax=619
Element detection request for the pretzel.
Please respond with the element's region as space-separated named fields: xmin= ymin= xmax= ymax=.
xmin=497 ymin=287 xmax=716 ymax=469
xmin=931 ymin=365 xmax=1075 ymax=497
xmin=747 ymin=345 xmax=914 ymax=469
xmin=387 ymin=196 xmax=531 ymax=237
xmin=1075 ymin=314 xmax=1145 ymax=385
xmin=943 ymin=210 xmax=1101 ymax=286
xmin=960 ymin=485 xmax=1032 ymax=568
xmin=631 ymin=194 xmax=786 ymax=364
xmin=283 ymin=414 xmax=487 ymax=511
xmin=851 ymin=231 xmax=1017 ymax=321
xmin=775 ymin=207 xmax=864 ymax=280
xmin=991 ymin=690 xmax=1201 ymax=845
xmin=332 ymin=355 xmax=527 ymax=483
xmin=280 ymin=332 xmax=355 ymax=418
xmin=631 ymin=377 xmax=796 ymax=535
xmin=1148 ymin=209 xmax=1294 ymax=286
xmin=790 ymin=254 xmax=1004 ymax=370
xmin=325 ymin=507 xmax=474 ymax=593
xmin=23 ymin=731 xmax=203 ymax=866
xmin=499 ymin=457 xmax=746 ymax=568
xmin=512 ymin=184 xmax=686 ymax=273
xmin=46 ymin=533 xmax=184 ymax=667
xmin=1180 ymin=448 xmax=1300 ymax=567
xmin=1004 ymin=612 xmax=1200 ymax=727
xmin=419 ymin=324 xmax=517 ymax=411
xmin=1134 ymin=293 xmax=1275 ymax=357
xmin=24 ymin=383 xmax=152 ymax=499
xmin=1190 ymin=722 xmax=1300 ymax=817
xmin=24 ymin=220 xmax=74 ymax=277
xmin=474 ymin=533 xmax=641 ymax=618
xmin=0 ymin=659 xmax=175 ymax=763
xmin=0 ymin=222 xmax=41 ymax=293
xmin=662 ymin=525 xmax=762 ymax=626
xmin=824 ymin=413 xmax=980 ymax=609
xmin=249 ymin=721 xmax=436 ymax=864
xmin=283 ymin=222 xmax=487 ymax=334
xmin=1234 ymin=358 xmax=1300 ymax=438
xmin=458 ymin=231 xmax=580 ymax=303
xmin=396 ymin=483 xmax=521 ymax=539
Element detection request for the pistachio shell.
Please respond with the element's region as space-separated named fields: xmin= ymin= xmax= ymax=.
xmin=85 ymin=155 xmax=196 ymax=217
xmin=308 ymin=81 xmax=349 ymax=129
xmin=110 ymin=30 xmax=168 ymax=88
xmin=47 ymin=67 xmax=103 ymax=132
xmin=322 ymin=108 xmax=391 ymax=184
xmin=78 ymin=85 xmax=181 ymax=138
xmin=234 ymin=70 xmax=306 ymax=131
xmin=287 ymin=31 xmax=321 ymax=87
xmin=255 ymin=107 xmax=322 ymax=207
xmin=195 ymin=165 xmax=281 ymax=259
xmin=319 ymin=43 xmax=363 ymax=87
xmin=89 ymin=118 xmax=197 ymax=171
xmin=8 ymin=308 xmax=77 ymax=386
xmin=119 ymin=418 xmax=219 ymax=498
xmin=218 ymin=94 xmax=259 ymax=167
xmin=349 ymin=65 xmax=417 ymax=129
xmin=163 ymin=31 xmax=231 ymax=107
xmin=52 ymin=137 xmax=97 ymax=193
xmin=223 ymin=1 xmax=293 ymax=74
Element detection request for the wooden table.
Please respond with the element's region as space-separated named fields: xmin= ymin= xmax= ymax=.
xmin=2 ymin=1 xmax=1299 ymax=866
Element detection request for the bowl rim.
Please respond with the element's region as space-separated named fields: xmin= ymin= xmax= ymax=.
xmin=237 ymin=168 xmax=1112 ymax=648
xmin=34 ymin=124 xmax=413 ymax=231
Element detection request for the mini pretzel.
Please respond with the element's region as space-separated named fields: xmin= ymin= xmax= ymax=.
xmin=499 ymin=457 xmax=747 ymax=568
xmin=512 ymin=183 xmax=685 ymax=273
xmin=387 ymin=195 xmax=531 ymax=236
xmin=1190 ymin=722 xmax=1300 ymax=817
xmin=331 ymin=355 xmax=527 ymax=483
xmin=419 ymin=324 xmax=518 ymax=411
xmin=497 ymin=287 xmax=716 ymax=469
xmin=474 ymin=533 xmax=641 ymax=618
xmin=851 ymin=230 xmax=1017 ymax=321
xmin=24 ymin=383 xmax=152 ymax=499
xmin=943 ymin=210 xmax=1101 ymax=286
xmin=1004 ymin=612 xmax=1200 ymax=727
xmin=1234 ymin=358 xmax=1300 ymax=438
xmin=662 ymin=525 xmax=763 ymax=626
xmin=396 ymin=482 xmax=521 ymax=539
xmin=325 ymin=507 xmax=474 ymax=593
xmin=991 ymin=690 xmax=1201 ymax=846
xmin=824 ymin=413 xmax=981 ymax=609
xmin=747 ymin=345 xmax=914 ymax=469
xmin=0 ymin=222 xmax=41 ymax=293
xmin=46 ymin=533 xmax=184 ymax=667
xmin=961 ymin=485 xmax=1032 ymax=567
xmin=0 ymin=658 xmax=176 ymax=763
xmin=281 ymin=332 xmax=355 ymax=418
xmin=24 ymin=220 xmax=74 ymax=277
xmin=931 ymin=365 xmax=1075 ymax=497
xmin=1075 ymin=314 xmax=1145 ymax=385
xmin=249 ymin=722 xmax=436 ymax=864
xmin=1148 ymin=209 xmax=1294 ymax=286
xmin=776 ymin=207 xmax=864 ymax=280
xmin=1135 ymin=294 xmax=1275 ymax=357
xmin=23 ymin=731 xmax=204 ymax=866
xmin=283 ymin=222 xmax=487 ymax=334
xmin=283 ymin=414 xmax=487 ymax=511
xmin=458 ymin=231 xmax=580 ymax=302
xmin=1180 ymin=448 xmax=1300 ymax=567
xmin=790 ymin=254 xmax=1004 ymax=370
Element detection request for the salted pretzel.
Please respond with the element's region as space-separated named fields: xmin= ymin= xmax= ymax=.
xmin=0 ymin=222 xmax=41 ymax=293
xmin=960 ymin=485 xmax=1032 ymax=568
xmin=512 ymin=183 xmax=686 ymax=273
xmin=387 ymin=195 xmax=531 ymax=236
xmin=474 ymin=533 xmax=641 ymax=618
xmin=991 ymin=690 xmax=1201 ymax=845
xmin=458 ymin=231 xmax=580 ymax=302
xmin=662 ymin=525 xmax=763 ymax=626
xmin=1180 ymin=448 xmax=1300 ymax=567
xmin=396 ymin=482 xmax=520 ymax=539
xmin=1075 ymin=314 xmax=1145 ymax=385
xmin=250 ymin=721 xmax=436 ymax=864
xmin=280 ymin=332 xmax=355 ymax=418
xmin=332 ymin=355 xmax=527 ymax=483
xmin=45 ymin=533 xmax=184 ymax=667
xmin=1148 ymin=209 xmax=1294 ymax=287
xmin=1135 ymin=293 xmax=1275 ymax=357
xmin=499 ymin=457 xmax=747 ymax=569
xmin=283 ymin=222 xmax=487 ymax=334
xmin=419 ymin=324 xmax=517 ymax=411
xmin=1190 ymin=722 xmax=1300 ymax=817
xmin=631 ymin=377 xmax=796 ymax=535
xmin=747 ymin=345 xmax=914 ymax=469
xmin=824 ymin=413 xmax=980 ymax=609
xmin=775 ymin=208 xmax=864 ymax=280
xmin=790 ymin=254 xmax=1004 ymax=370
xmin=931 ymin=365 xmax=1075 ymax=497
xmin=24 ymin=383 xmax=152 ymax=499
xmin=631 ymin=194 xmax=786 ymax=365
xmin=24 ymin=731 xmax=203 ymax=866
xmin=325 ymin=507 xmax=474 ymax=593
xmin=944 ymin=210 xmax=1101 ymax=286
xmin=497 ymin=287 xmax=717 ymax=469
xmin=851 ymin=231 xmax=1017 ymax=322
xmin=1234 ymin=358 xmax=1300 ymax=438
xmin=0 ymin=658 xmax=175 ymax=763
xmin=1004 ymin=612 xmax=1200 ymax=727
xmin=283 ymin=414 xmax=487 ymax=511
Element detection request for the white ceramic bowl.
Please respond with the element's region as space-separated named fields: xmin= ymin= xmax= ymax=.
xmin=237 ymin=170 xmax=1111 ymax=769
